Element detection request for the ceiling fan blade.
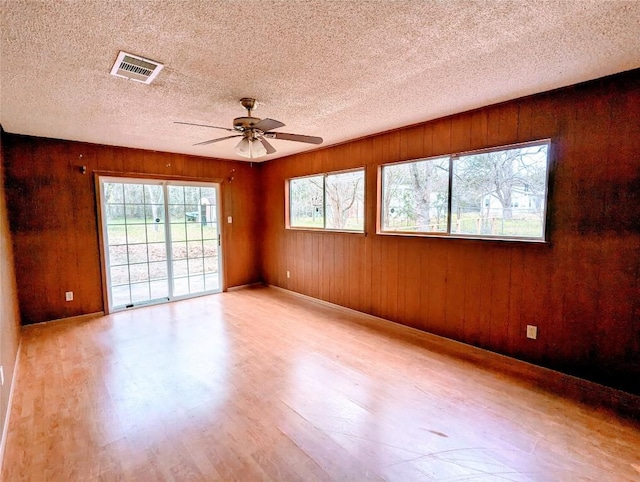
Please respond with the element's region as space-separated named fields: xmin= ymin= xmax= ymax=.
xmin=265 ymin=132 xmax=323 ymax=144
xmin=175 ymin=121 xmax=236 ymax=132
xmin=258 ymin=136 xmax=277 ymax=154
xmin=252 ymin=118 xmax=285 ymax=132
xmin=194 ymin=135 xmax=241 ymax=146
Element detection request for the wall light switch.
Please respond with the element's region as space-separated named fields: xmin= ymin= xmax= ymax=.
xmin=286 ymin=270 xmax=290 ymax=279
xmin=0 ymin=366 xmax=4 ymax=386
xmin=227 ymin=216 xmax=233 ymax=224
xmin=526 ymin=325 xmax=537 ymax=340
xmin=65 ymin=291 xmax=74 ymax=302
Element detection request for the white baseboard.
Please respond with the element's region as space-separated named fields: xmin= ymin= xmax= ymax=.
xmin=0 ymin=341 xmax=21 ymax=474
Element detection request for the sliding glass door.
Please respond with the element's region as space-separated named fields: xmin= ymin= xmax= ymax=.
xmin=99 ymin=177 xmax=222 ymax=312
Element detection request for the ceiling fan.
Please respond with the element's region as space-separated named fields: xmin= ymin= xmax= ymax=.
xmin=175 ymin=98 xmax=323 ymax=159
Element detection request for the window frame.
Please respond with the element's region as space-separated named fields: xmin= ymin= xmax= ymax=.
xmin=377 ymin=139 xmax=552 ymax=242
xmin=286 ymin=167 xmax=366 ymax=233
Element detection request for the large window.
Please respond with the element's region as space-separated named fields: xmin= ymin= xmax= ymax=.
xmin=288 ymin=169 xmax=365 ymax=232
xmin=380 ymin=140 xmax=550 ymax=241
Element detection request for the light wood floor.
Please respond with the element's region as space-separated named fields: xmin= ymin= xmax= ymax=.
xmin=3 ymin=286 xmax=639 ymax=481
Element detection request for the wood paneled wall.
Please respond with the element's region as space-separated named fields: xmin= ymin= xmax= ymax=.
xmin=260 ymin=70 xmax=640 ymax=394
xmin=2 ymin=135 xmax=262 ymax=325
xmin=0 ymin=130 xmax=21 ymax=452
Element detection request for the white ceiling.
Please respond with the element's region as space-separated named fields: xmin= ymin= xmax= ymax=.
xmin=1 ymin=1 xmax=639 ymax=162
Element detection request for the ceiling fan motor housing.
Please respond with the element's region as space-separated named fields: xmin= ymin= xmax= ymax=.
xmin=233 ymin=116 xmax=261 ymax=131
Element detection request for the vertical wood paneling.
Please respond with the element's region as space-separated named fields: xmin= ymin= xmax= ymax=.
xmin=426 ymin=242 xmax=447 ymax=335
xmin=417 ymin=239 xmax=431 ymax=332
xmin=259 ymin=69 xmax=640 ymax=394
xmin=348 ymin=236 xmax=360 ymax=313
xmin=333 ymin=235 xmax=345 ymax=307
xmin=444 ymin=243 xmax=466 ymax=340
xmin=450 ymin=114 xmax=472 ymax=153
xmin=0 ymin=131 xmax=21 ymax=449
xmin=403 ymin=238 xmax=421 ymax=328
xmin=487 ymin=247 xmax=511 ymax=354
xmin=470 ymin=109 xmax=488 ymax=149
xmin=462 ymin=242 xmax=484 ymax=346
xmin=3 ymin=136 xmax=262 ymax=324
xmin=507 ymin=246 xmax=525 ymax=354
xmin=370 ymin=238 xmax=382 ymax=318
xmin=432 ymin=118 xmax=451 ymax=156
xmin=395 ymin=238 xmax=407 ymax=323
xmin=385 ymin=238 xmax=399 ymax=322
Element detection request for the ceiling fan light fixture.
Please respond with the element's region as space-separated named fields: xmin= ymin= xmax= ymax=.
xmin=235 ymin=137 xmax=267 ymax=159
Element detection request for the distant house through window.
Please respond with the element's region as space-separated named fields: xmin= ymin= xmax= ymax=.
xmin=380 ymin=140 xmax=550 ymax=241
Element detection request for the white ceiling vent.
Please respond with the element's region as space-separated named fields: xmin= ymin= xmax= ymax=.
xmin=110 ymin=51 xmax=163 ymax=84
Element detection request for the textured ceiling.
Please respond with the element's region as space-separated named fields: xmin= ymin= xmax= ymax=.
xmin=1 ymin=1 xmax=639 ymax=162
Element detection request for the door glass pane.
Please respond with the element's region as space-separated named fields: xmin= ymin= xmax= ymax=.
xmin=172 ymin=242 xmax=187 ymax=259
xmin=170 ymin=223 xmax=186 ymax=241
xmin=106 ymin=204 xmax=125 ymax=224
xmin=203 ymin=239 xmax=217 ymax=257
xmin=124 ymin=184 xmax=143 ymax=203
xmin=174 ymin=277 xmax=189 ymax=296
xmin=107 ymin=225 xmax=126 ymax=245
xmin=150 ymin=280 xmax=169 ymax=299
xmin=126 ymin=224 xmax=147 ymax=244
xmin=186 ymin=222 xmax=203 ymax=241
xmin=104 ymin=183 xmax=124 ymax=205
xmin=188 ymin=257 xmax=204 ymax=275
xmin=146 ymin=225 xmax=165 ymax=244
xmin=147 ymin=242 xmax=166 ymax=262
xmin=187 ymin=241 xmax=203 ymax=258
xmin=149 ymin=261 xmax=167 ymax=281
xmin=173 ymin=259 xmax=188 ymax=278
xmin=204 ymin=256 xmax=219 ymax=291
xmin=169 ymin=186 xmax=184 ymax=205
xmin=112 ymin=285 xmax=131 ymax=307
xmin=145 ymin=204 xmax=164 ymax=223
xmin=109 ymin=245 xmax=128 ymax=266
xmin=129 ymin=263 xmax=149 ymax=283
xmin=189 ymin=275 xmax=205 ymax=293
xmin=110 ymin=265 xmax=129 ymax=286
xmin=131 ymin=282 xmax=151 ymax=303
xmin=128 ymin=245 xmax=148 ymax=264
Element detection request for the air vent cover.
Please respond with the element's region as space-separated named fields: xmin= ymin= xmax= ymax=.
xmin=110 ymin=51 xmax=163 ymax=84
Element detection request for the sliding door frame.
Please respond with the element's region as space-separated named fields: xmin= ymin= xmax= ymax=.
xmin=94 ymin=171 xmax=228 ymax=314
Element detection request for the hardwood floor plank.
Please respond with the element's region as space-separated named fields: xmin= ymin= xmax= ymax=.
xmin=2 ymin=286 xmax=639 ymax=481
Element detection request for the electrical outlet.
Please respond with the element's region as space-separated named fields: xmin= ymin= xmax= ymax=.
xmin=286 ymin=270 xmax=290 ymax=279
xmin=526 ymin=325 xmax=538 ymax=340
xmin=0 ymin=366 xmax=4 ymax=386
xmin=227 ymin=216 xmax=233 ymax=224
xmin=65 ymin=291 xmax=74 ymax=302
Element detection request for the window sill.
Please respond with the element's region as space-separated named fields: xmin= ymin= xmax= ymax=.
xmin=377 ymin=230 xmax=548 ymax=244
xmin=287 ymin=227 xmax=366 ymax=235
